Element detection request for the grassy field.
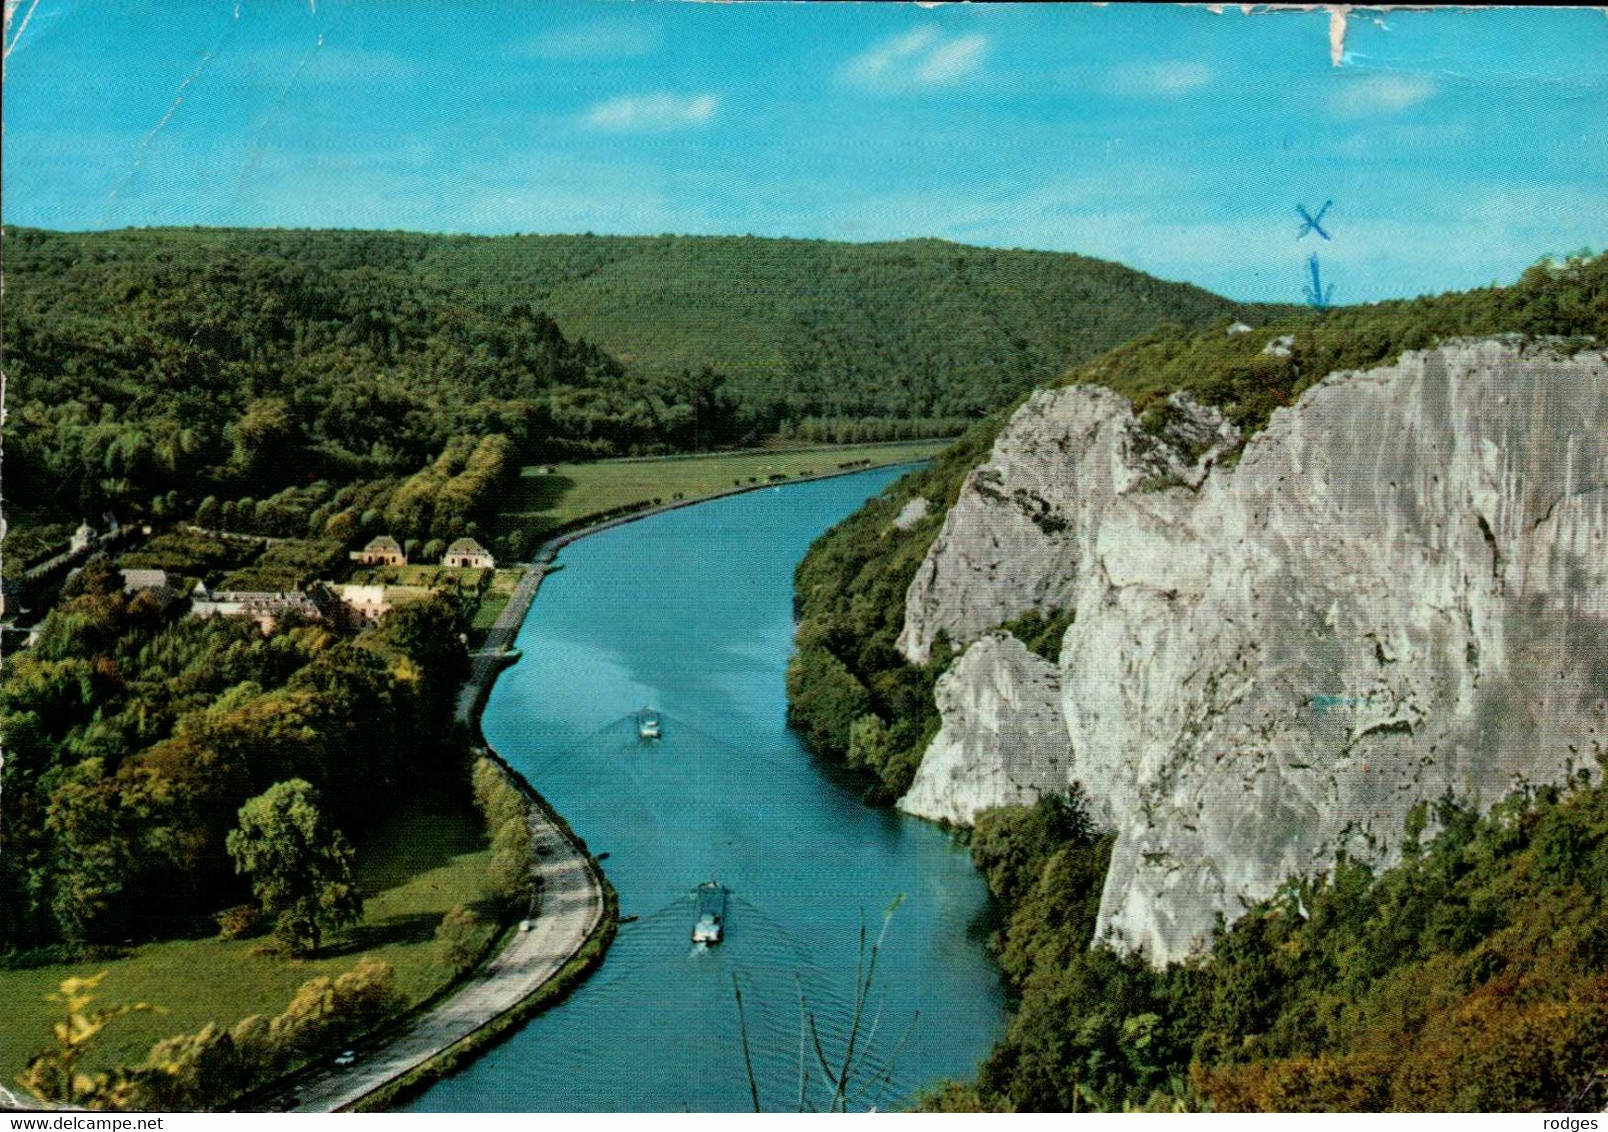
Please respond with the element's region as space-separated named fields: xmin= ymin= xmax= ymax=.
xmin=0 ymin=797 xmax=499 ymax=1087
xmin=496 ymin=440 xmax=946 ymax=544
xmin=346 ymin=565 xmax=492 ymax=590
xmin=468 ymin=570 xmax=523 ymax=632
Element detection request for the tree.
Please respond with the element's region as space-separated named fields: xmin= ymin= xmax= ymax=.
xmin=225 ymin=779 xmax=362 ymax=956
xmin=227 ymin=398 xmax=300 ymax=491
xmin=971 ymin=787 xmax=1099 ymax=903
xmin=784 ymin=646 xmax=871 ymax=759
xmin=471 ymin=758 xmax=534 ymax=908
xmin=324 ymin=510 xmax=358 ymax=543
xmin=194 ymin=495 xmax=221 ymax=528
xmin=846 ymin=713 xmax=892 ymax=776
xmin=45 ymin=759 xmax=186 ymax=945
xmin=434 ymin=904 xmax=483 ymax=975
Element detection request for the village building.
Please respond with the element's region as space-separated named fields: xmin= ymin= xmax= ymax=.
xmin=334 ymin=583 xmax=393 ymax=624
xmin=120 ymin=568 xmax=177 ymax=609
xmin=189 ymin=584 xmax=323 ymax=635
xmin=120 ymin=568 xmax=170 ymax=593
xmin=351 ymin=535 xmax=407 ymax=566
xmin=442 ymin=537 xmax=495 ymax=569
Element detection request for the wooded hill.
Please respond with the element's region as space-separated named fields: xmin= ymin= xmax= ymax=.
xmin=2 ymin=226 xmax=1269 ymax=538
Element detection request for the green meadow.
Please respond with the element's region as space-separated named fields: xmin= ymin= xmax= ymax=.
xmin=496 ymin=439 xmax=945 ymax=543
xmin=0 ymin=799 xmax=499 ymax=1087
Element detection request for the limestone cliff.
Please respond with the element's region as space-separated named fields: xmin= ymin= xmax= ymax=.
xmin=896 ymin=339 xmax=1608 ymax=964
xmin=896 ymin=632 xmax=1074 ymax=826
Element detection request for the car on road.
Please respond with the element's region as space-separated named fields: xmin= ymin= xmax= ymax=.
xmin=334 ymin=1050 xmax=357 ymax=1067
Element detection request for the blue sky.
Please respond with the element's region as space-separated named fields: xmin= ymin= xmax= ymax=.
xmin=3 ymin=2 xmax=1605 ymax=302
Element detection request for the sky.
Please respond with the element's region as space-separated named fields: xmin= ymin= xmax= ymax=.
xmin=2 ymin=1 xmax=1606 ymax=303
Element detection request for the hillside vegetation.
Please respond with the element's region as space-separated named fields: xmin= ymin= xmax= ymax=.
xmin=920 ymin=771 xmax=1608 ymax=1112
xmin=1070 ymin=250 xmax=1608 ymax=439
xmin=788 ymin=419 xmax=1011 ymax=801
xmin=2 ymin=226 xmax=1265 ymax=550
xmin=412 ymin=231 xmax=1272 ymax=416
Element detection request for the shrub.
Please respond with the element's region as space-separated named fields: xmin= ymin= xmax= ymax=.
xmin=214 ymin=903 xmax=263 ymax=940
xmin=435 ymin=904 xmax=483 ymax=975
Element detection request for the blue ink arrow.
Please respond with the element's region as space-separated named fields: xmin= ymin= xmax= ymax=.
xmin=1303 ymin=253 xmax=1335 ymax=311
xmin=1297 ymin=200 xmax=1333 ymax=241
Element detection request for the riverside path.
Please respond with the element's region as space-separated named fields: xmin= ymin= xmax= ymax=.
xmin=261 ymin=561 xmax=606 ymax=1113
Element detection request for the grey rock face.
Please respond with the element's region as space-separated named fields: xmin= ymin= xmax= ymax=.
xmin=893 ymin=496 xmax=931 ymax=531
xmin=896 ymin=632 xmax=1075 ymax=826
xmin=898 ymin=340 xmax=1608 ymax=964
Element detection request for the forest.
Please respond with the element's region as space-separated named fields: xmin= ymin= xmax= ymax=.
xmin=0 ymin=555 xmax=470 ymax=955
xmin=2 ymin=225 xmax=1266 ymax=552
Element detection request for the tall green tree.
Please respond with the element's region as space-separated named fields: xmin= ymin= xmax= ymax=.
xmin=225 ymin=779 xmax=362 ymax=956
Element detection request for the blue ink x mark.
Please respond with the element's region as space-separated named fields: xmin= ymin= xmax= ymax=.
xmin=1303 ymin=253 xmax=1334 ymax=311
xmin=1297 ymin=200 xmax=1333 ymax=241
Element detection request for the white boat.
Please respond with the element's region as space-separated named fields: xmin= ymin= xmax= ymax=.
xmin=692 ymin=880 xmax=726 ymax=944
xmin=637 ymin=706 xmax=662 ymax=740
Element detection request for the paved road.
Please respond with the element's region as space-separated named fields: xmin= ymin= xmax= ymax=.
xmin=281 ymin=826 xmax=602 ymax=1111
xmin=263 ymin=561 xmax=605 ymax=1113
xmin=258 ymin=471 xmax=925 ymax=1112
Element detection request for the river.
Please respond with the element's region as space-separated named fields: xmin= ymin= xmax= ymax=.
xmin=408 ymin=467 xmax=1005 ymax=1113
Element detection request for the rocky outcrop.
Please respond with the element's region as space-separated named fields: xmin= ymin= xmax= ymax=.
xmin=897 ymin=389 xmax=1240 ymax=664
xmin=897 ymin=632 xmax=1074 ymax=826
xmin=897 ymin=340 xmax=1608 ymax=964
xmin=893 ymin=496 xmax=931 ymax=531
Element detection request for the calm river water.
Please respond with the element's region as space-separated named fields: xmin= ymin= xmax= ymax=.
xmin=408 ymin=467 xmax=1005 ymax=1113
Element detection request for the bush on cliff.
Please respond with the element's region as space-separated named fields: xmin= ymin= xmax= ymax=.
xmin=786 ymin=415 xmax=1003 ymax=799
xmin=931 ymin=769 xmax=1608 ymax=1112
xmin=1069 ymin=250 xmax=1608 ymax=439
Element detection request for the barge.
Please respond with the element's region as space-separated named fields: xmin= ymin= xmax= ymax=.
xmin=692 ymin=880 xmax=726 ymax=944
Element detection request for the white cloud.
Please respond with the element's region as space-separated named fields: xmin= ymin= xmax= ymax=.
xmin=915 ymin=34 xmax=989 ymax=85
xmin=842 ymin=28 xmax=989 ymax=90
xmin=522 ymin=21 xmax=660 ymax=61
xmin=581 ymin=92 xmax=718 ymax=132
xmin=1108 ymin=61 xmax=1213 ymax=97
xmin=1329 ymin=73 xmax=1438 ymax=117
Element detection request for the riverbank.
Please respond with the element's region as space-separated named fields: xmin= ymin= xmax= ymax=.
xmin=405 ymin=464 xmax=1004 ymax=1113
xmin=497 ymin=438 xmax=948 ymax=550
xmin=245 ymin=555 xmax=610 ymax=1112
xmin=270 ymin=456 xmax=933 ymax=1112
xmin=530 ymin=455 xmax=933 ymax=563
